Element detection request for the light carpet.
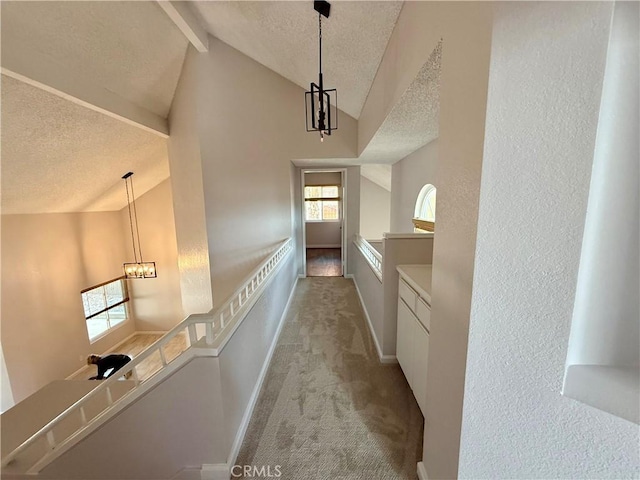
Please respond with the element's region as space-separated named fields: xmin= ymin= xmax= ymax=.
xmin=235 ymin=277 xmax=423 ymax=479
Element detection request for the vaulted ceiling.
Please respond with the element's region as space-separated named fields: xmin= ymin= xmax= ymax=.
xmin=1 ymin=1 xmax=439 ymax=214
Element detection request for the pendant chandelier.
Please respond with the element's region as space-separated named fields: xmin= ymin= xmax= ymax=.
xmin=122 ymin=172 xmax=156 ymax=279
xmin=305 ymin=0 xmax=338 ymax=142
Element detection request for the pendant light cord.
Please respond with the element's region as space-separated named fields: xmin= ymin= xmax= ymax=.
xmin=129 ymin=176 xmax=144 ymax=264
xmin=319 ymin=13 xmax=322 ymax=76
xmin=124 ymin=177 xmax=139 ymax=264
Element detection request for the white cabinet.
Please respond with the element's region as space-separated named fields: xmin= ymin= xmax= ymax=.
xmin=396 ymin=272 xmax=431 ymax=416
xmin=397 ymin=298 xmax=415 ymax=384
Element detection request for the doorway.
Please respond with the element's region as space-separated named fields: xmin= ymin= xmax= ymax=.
xmin=302 ymin=170 xmax=346 ymax=277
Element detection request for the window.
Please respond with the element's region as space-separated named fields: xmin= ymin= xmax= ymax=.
xmin=413 ymin=184 xmax=436 ymax=232
xmin=82 ymin=278 xmax=129 ymax=341
xmin=305 ymin=185 xmax=340 ymax=222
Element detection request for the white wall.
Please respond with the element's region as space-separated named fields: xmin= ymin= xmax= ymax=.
xmin=1 ymin=212 xmax=134 ymax=403
xmin=218 ymin=252 xmax=297 ymax=463
xmin=192 ymin=37 xmax=357 ymax=306
xmin=40 ymin=358 xmax=226 ymax=479
xmin=167 ymin=45 xmax=214 ymax=316
xmin=390 ymin=140 xmax=438 ymax=233
xmin=460 ymin=2 xmax=638 ymax=478
xmin=352 ymin=253 xmax=384 ymax=358
xmin=360 ymin=176 xmax=390 ymax=240
xmin=124 ymin=179 xmax=184 ymax=331
xmin=359 ymin=3 xmax=494 ymax=477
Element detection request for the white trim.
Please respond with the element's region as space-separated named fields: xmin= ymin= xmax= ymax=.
xmin=156 ymin=1 xmax=209 ymax=53
xmin=350 ymin=277 xmax=397 ymax=364
xmin=383 ymin=232 xmax=434 ymax=239
xmin=208 ymin=250 xmax=292 ymax=355
xmin=226 ymin=276 xmax=299 ymax=467
xmin=306 ymin=244 xmax=341 ymax=249
xmin=417 ymin=461 xmax=429 ymax=480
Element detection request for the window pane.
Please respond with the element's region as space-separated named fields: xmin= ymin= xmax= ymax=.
xmin=322 ymin=186 xmax=339 ymax=198
xmin=87 ymin=315 xmax=109 ymax=340
xmin=305 ymin=201 xmax=321 ymax=221
xmin=104 ymin=280 xmax=125 ymax=308
xmin=322 ymin=201 xmax=339 ymax=220
xmin=82 ymin=290 xmax=106 ymax=318
xmin=108 ymin=304 xmax=127 ymax=326
xmin=305 ymin=186 xmax=322 ymax=199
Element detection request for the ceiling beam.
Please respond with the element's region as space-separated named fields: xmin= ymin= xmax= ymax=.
xmin=2 ymin=46 xmax=169 ymax=138
xmin=157 ymin=1 xmax=209 ymax=53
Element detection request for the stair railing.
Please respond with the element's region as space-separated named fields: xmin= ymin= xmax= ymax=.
xmin=1 ymin=238 xmax=293 ymax=474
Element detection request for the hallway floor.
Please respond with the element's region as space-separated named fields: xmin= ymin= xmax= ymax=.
xmin=306 ymin=248 xmax=342 ymax=277
xmin=236 ymin=277 xmax=423 ymax=479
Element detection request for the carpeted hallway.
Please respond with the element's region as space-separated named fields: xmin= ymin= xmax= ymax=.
xmin=235 ymin=277 xmax=423 ymax=479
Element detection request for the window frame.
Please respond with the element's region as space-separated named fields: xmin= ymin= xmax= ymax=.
xmin=304 ymin=184 xmax=342 ymax=223
xmin=413 ymin=184 xmax=436 ymax=232
xmin=81 ymin=276 xmax=130 ymax=343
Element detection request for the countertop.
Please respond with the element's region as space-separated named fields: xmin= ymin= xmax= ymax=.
xmin=397 ymin=264 xmax=433 ymax=304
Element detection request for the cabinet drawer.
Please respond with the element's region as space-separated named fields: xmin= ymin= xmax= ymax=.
xmin=416 ymin=297 xmax=431 ymax=332
xmin=399 ymin=279 xmax=417 ymax=313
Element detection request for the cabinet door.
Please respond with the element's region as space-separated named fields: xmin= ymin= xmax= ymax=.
xmin=413 ymin=321 xmax=430 ymax=415
xmin=396 ymin=298 xmax=415 ymax=387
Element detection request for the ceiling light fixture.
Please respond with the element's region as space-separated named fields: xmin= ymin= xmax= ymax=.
xmin=305 ymin=0 xmax=338 ymax=142
xmin=122 ymin=172 xmax=156 ymax=279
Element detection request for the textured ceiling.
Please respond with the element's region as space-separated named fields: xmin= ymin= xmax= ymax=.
xmin=361 ymin=164 xmax=392 ymax=191
xmin=1 ymin=1 xmax=188 ymax=118
xmin=191 ymin=1 xmax=403 ymax=119
xmin=1 ymin=75 xmax=170 ymax=215
xmin=294 ymin=40 xmax=441 ymax=168
xmin=358 ymin=40 xmax=441 ymax=164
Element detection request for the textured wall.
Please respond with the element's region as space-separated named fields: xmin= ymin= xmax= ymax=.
xmin=167 ymin=45 xmax=213 ymax=315
xmin=459 ymin=2 xmax=638 ymax=478
xmin=360 ymin=176 xmax=390 ymax=240
xmin=390 ymin=140 xmax=438 ymax=233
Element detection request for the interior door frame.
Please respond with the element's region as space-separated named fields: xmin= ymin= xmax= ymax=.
xmin=301 ymin=168 xmax=348 ymax=277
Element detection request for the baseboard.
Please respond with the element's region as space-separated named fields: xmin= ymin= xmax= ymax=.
xmin=306 ymin=244 xmax=341 ymax=249
xmin=200 ymin=463 xmax=230 ymax=480
xmin=349 ymin=276 xmax=397 ymax=365
xmin=344 ymin=273 xmax=354 ymax=279
xmin=417 ymin=461 xmax=428 ymax=480
xmin=226 ymin=276 xmax=299 ymax=468
xmin=298 ymin=274 xmax=306 ymax=279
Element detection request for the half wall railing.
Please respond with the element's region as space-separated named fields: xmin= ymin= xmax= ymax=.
xmin=354 ymin=234 xmax=383 ymax=281
xmin=1 ymin=238 xmax=293 ymax=475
